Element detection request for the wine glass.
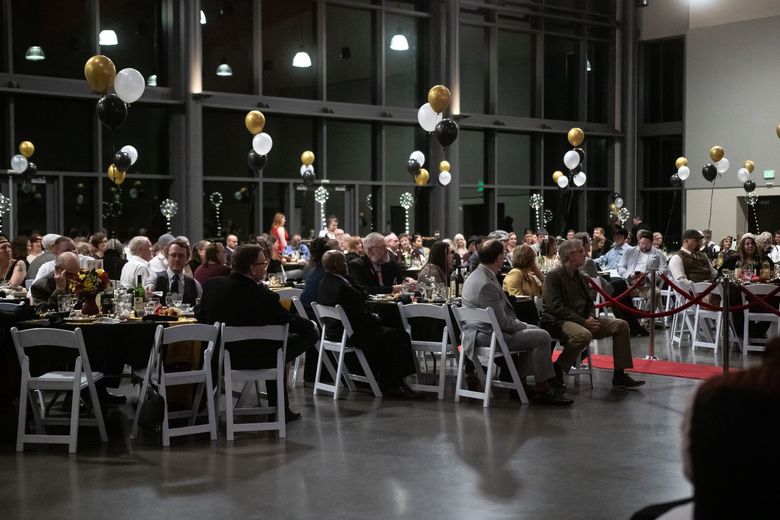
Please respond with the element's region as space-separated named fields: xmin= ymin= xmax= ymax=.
xmin=169 ymin=292 xmax=183 ymax=308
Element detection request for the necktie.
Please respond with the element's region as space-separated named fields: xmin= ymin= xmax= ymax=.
xmin=170 ymin=274 xmax=179 ymax=294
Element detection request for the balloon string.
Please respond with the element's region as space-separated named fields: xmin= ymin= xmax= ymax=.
xmin=664 ymin=189 xmax=678 ymax=240
xmin=707 ymin=181 xmax=715 ymax=231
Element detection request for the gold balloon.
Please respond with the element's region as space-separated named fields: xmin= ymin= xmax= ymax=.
xmin=567 ymin=127 xmax=584 ymax=147
xmin=439 ymin=160 xmax=451 ymax=172
xmin=300 ymin=151 xmax=315 ymax=166
xmin=245 ymin=110 xmax=266 ymax=135
xmin=675 ymin=156 xmax=688 ymax=169
xmin=427 ymin=85 xmax=451 ymax=114
xmin=609 ymin=202 xmax=618 ymax=213
xmin=108 ymin=164 xmax=126 ymax=185
xmin=744 ymin=160 xmax=755 ymax=173
xmin=19 ymin=141 xmax=34 ymax=158
xmin=84 ymin=55 xmax=116 ymax=94
xmin=415 ymin=168 xmax=429 ymax=186
xmin=552 ymin=170 xmax=563 ymax=183
xmin=709 ymin=145 xmax=725 ymax=162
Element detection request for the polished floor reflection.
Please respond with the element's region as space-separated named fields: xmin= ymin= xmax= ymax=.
xmin=1 ymin=332 xmax=762 ymax=520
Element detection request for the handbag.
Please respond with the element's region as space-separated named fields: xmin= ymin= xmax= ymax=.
xmin=137 ymin=351 xmax=165 ymax=433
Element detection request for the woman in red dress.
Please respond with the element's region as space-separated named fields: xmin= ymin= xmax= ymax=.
xmin=270 ymin=212 xmax=288 ymax=256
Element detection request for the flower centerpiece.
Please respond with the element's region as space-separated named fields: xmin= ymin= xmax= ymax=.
xmin=71 ymin=268 xmax=111 ymax=315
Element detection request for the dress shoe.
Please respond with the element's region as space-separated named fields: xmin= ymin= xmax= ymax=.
xmin=531 ymin=390 xmax=574 ymax=406
xmin=612 ymin=373 xmax=646 ymax=389
xmin=551 ymin=362 xmax=567 ymax=390
xmin=284 ymin=409 xmax=302 ymax=423
xmin=465 ymin=373 xmax=483 ymax=392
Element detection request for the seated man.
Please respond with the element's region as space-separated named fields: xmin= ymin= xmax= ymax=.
xmin=31 ymin=251 xmax=80 ymax=307
xmin=541 ymin=239 xmax=645 ymax=389
xmin=195 ymin=244 xmax=317 ymax=422
xmin=594 ymin=227 xmax=629 ymax=274
xmin=317 ymin=250 xmax=419 ymax=398
xmin=120 ymin=236 xmax=153 ymax=289
xmin=145 ymin=238 xmax=202 ymax=306
xmin=462 ymin=239 xmax=572 ymax=405
xmin=668 ymin=229 xmax=716 ymax=285
xmin=348 ymin=232 xmax=405 ymax=294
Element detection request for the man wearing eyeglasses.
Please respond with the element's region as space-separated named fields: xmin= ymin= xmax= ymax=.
xmin=196 ymin=244 xmax=317 ymax=422
xmin=348 ymin=232 xmax=407 ymax=294
xmin=30 ymin=251 xmax=81 ymax=307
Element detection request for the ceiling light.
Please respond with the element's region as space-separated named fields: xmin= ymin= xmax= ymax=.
xmin=390 ymin=33 xmax=409 ymax=51
xmin=25 ymin=45 xmax=46 ymax=61
xmin=636 ymin=0 xmax=649 ymax=6
xmin=216 ymin=61 xmax=233 ymax=76
xmin=586 ymin=59 xmax=592 ymax=72
xmin=147 ymin=74 xmax=158 ymax=86
xmin=200 ymin=10 xmax=207 ymax=24
xmin=99 ymin=29 xmax=118 ymax=46
xmin=292 ymin=47 xmax=312 ymax=68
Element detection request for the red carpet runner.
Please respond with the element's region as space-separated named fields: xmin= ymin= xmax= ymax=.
xmin=571 ymin=353 xmax=736 ymax=380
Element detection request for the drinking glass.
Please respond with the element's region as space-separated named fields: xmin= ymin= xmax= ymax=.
xmin=169 ymin=293 xmax=183 ymax=308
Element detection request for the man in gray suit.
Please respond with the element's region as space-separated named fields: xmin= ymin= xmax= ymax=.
xmin=461 ymin=239 xmax=572 ymax=405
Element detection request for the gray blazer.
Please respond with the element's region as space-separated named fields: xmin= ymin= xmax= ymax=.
xmin=461 ymin=264 xmax=527 ymax=356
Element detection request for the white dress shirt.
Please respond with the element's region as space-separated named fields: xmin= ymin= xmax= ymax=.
xmin=120 ymin=254 xmax=152 ymax=289
xmin=148 ymin=253 xmax=168 ymax=274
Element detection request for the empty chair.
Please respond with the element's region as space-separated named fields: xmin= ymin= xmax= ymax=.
xmin=311 ymin=302 xmax=382 ymax=400
xmin=275 ymin=288 xmax=310 ymax=386
xmin=11 ymin=327 xmax=107 ymax=453
xmin=219 ymin=323 xmax=289 ymax=440
xmin=130 ymin=322 xmax=219 ymax=446
xmin=740 ymin=284 xmax=780 ymax=354
xmin=397 ymin=302 xmax=455 ymax=399
xmin=451 ymin=305 xmax=529 ymax=407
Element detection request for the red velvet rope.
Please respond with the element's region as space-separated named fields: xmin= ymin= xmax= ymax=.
xmin=591 ymin=273 xmax=648 ymax=309
xmin=588 ymin=276 xmax=720 ymax=318
xmin=737 ymin=284 xmax=780 ymax=317
xmin=659 ymin=274 xmax=780 ymax=313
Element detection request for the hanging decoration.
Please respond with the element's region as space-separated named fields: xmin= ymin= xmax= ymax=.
xmin=300 ymin=150 xmax=316 ymax=187
xmin=314 ymin=186 xmax=330 ymax=232
xmin=674 ymin=156 xmax=690 ymax=181
xmin=438 ymin=160 xmax=452 ymax=186
xmin=0 ymin=193 xmax=11 ymax=233
xmin=210 ymin=192 xmax=223 ymax=236
xmin=529 ymin=194 xmax=543 ymax=230
xmin=418 ymin=84 xmax=458 ymax=148
xmin=543 ymin=209 xmax=553 ymax=228
xmin=746 ymin=192 xmax=759 ymax=232
xmin=159 ymin=199 xmax=178 ymax=233
xmin=245 ymin=110 xmax=272 ymax=187
xmin=400 ymin=192 xmax=414 ymax=234
xmin=617 ymin=207 xmax=630 ymax=226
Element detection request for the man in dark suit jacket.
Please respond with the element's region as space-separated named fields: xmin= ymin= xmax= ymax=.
xmin=195 ymin=243 xmax=317 ymax=422
xmin=145 ymin=239 xmax=201 ymax=305
xmin=31 ymin=252 xmax=80 ymax=306
xmin=317 ymin=250 xmax=419 ymax=398
xmin=348 ymin=232 xmax=405 ymax=295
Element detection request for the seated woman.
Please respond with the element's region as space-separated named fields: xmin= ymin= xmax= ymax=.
xmin=417 ymin=241 xmax=451 ymax=285
xmin=502 ymin=244 xmax=544 ymax=298
xmin=410 ymin=234 xmax=427 ymax=267
xmin=0 ymin=234 xmax=27 ymax=287
xmin=398 ymin=233 xmax=413 ymax=268
xmin=719 ymin=233 xmax=774 ymax=276
xmin=539 ymin=238 xmax=561 ymax=271
xmin=344 ymin=236 xmax=363 ymax=263
xmin=194 ymin=242 xmax=230 ymax=286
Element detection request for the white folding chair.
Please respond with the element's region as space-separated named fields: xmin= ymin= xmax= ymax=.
xmin=397 ymin=302 xmax=454 ymax=399
xmin=11 ymin=327 xmax=107 ymax=453
xmin=589 ymin=276 xmax=613 ymax=317
xmin=276 ymin=288 xmax=310 ymax=387
xmin=451 ymin=305 xmax=529 ymax=407
xmin=218 ymin=323 xmax=289 ymax=440
xmin=741 ymin=284 xmax=780 ymax=354
xmin=130 ymin=322 xmax=219 ymax=446
xmin=533 ymin=296 xmax=593 ymax=388
xmin=310 ymin=302 xmax=382 ymax=400
xmin=670 ymin=283 xmax=696 ymax=349
xmin=690 ymin=283 xmax=739 ymax=353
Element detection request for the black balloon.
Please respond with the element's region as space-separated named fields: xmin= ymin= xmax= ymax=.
xmin=247 ymin=150 xmax=268 ymax=173
xmin=670 ymin=173 xmax=682 ymax=187
xmin=23 ymin=162 xmax=37 ymax=179
xmin=434 ymin=118 xmax=459 ymax=148
xmin=743 ymin=180 xmax=756 ymax=193
xmin=96 ymin=94 xmax=128 ymax=130
xmin=407 ymin=159 xmax=421 ymax=176
xmin=113 ymin=151 xmax=131 ymax=171
xmin=574 ymin=147 xmax=585 ymax=163
xmin=571 ymin=164 xmax=582 ymax=174
xmin=302 ymin=170 xmax=315 ymax=187
xmin=702 ymin=163 xmax=718 ymax=182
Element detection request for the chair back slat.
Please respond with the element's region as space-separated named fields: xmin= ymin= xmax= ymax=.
xmin=11 ymin=327 xmax=82 ymax=350
xmin=311 ymin=302 xmax=354 ymax=337
xmin=451 ymin=305 xmax=491 ymax=326
xmin=275 ymin=288 xmax=303 ymax=301
xmin=221 ymin=324 xmax=289 ymax=344
xmin=162 ymin=322 xmax=219 ymax=345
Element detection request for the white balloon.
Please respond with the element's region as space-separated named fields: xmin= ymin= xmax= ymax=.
xmin=563 ymin=150 xmax=580 ymax=170
xmin=252 ymin=132 xmax=273 ymax=155
xmin=114 ymin=68 xmax=146 ymax=104
xmin=120 ymin=145 xmax=139 ymax=165
xmin=10 ymin=154 xmax=28 ymax=173
xmin=677 ymin=165 xmax=690 ymax=181
xmin=300 ymin=164 xmax=314 ymax=176
xmin=417 ymin=103 xmax=438 ymax=132
xmin=737 ymin=167 xmax=750 ymax=183
xmin=557 ymin=175 xmax=569 ymax=188
xmin=615 ymin=197 xmax=624 ymax=208
xmin=573 ymin=171 xmax=587 ymax=187
xmin=716 ymin=157 xmax=730 ymax=174
xmin=410 ymin=150 xmax=425 ymax=167
xmin=438 ymin=171 xmax=452 ymax=186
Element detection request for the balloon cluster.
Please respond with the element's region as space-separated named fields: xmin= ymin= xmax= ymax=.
xmin=608 ymin=192 xmax=625 ymax=215
xmin=701 ymin=145 xmax=729 ymax=183
xmin=233 ymin=186 xmax=250 ymax=202
xmin=246 ymin=110 xmax=272 ymax=176
xmin=555 ymin=128 xmax=587 ymax=188
xmin=418 ymin=85 xmax=459 ymax=148
xmin=9 ymin=140 xmax=38 ymax=192
xmin=438 ymin=161 xmax=452 ymax=186
xmin=300 ymin=151 xmax=316 ymax=187
xmin=108 ymin=145 xmax=138 ymax=186
xmin=406 ymin=151 xmax=428 ymax=186
xmin=671 ymin=156 xmax=689 ymax=186
xmin=738 ymin=159 xmax=756 ymax=193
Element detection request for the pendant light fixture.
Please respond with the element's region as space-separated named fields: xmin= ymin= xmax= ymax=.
xmin=25 ymin=45 xmax=45 ymax=61
xmin=389 ymin=3 xmax=409 ymax=51
xmin=200 ymin=10 xmax=207 ymax=24
xmin=216 ymin=58 xmax=233 ymax=77
xmin=292 ymin=0 xmax=312 ymax=68
xmin=99 ymin=29 xmax=118 ymax=46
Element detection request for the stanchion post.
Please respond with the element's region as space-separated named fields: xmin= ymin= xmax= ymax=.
xmin=721 ymin=276 xmax=730 ymax=375
xmin=644 ymin=267 xmax=660 ymax=360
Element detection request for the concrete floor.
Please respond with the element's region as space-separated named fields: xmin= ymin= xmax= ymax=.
xmin=0 ymin=330 xmax=762 ymax=520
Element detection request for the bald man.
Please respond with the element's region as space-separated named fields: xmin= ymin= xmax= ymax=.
xmin=31 ymin=251 xmax=80 ymax=306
